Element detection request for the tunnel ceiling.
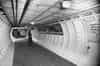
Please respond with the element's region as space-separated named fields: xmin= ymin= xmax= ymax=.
xmin=0 ymin=0 xmax=98 ymax=27
xmin=0 ymin=0 xmax=74 ymax=26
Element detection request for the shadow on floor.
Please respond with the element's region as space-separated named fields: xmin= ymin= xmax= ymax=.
xmin=13 ymin=41 xmax=76 ymax=66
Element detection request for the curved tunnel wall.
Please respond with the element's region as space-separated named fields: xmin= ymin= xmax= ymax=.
xmin=33 ymin=9 xmax=99 ymax=66
xmin=0 ymin=0 xmax=99 ymax=66
xmin=0 ymin=17 xmax=14 ymax=66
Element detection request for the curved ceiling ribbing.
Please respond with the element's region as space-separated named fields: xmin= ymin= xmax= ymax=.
xmin=19 ymin=0 xmax=60 ymax=24
xmin=0 ymin=0 xmax=98 ymax=26
xmin=0 ymin=0 xmax=63 ymax=26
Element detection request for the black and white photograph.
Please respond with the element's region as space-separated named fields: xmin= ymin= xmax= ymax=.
xmin=0 ymin=0 xmax=99 ymax=66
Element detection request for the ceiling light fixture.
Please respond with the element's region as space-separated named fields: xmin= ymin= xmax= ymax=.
xmin=60 ymin=0 xmax=72 ymax=9
xmin=62 ymin=1 xmax=72 ymax=8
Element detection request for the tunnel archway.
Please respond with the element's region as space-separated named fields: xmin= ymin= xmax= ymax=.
xmin=0 ymin=0 xmax=99 ymax=66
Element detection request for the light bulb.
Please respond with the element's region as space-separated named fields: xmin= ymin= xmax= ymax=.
xmin=30 ymin=22 xmax=35 ymax=25
xmin=62 ymin=1 xmax=72 ymax=8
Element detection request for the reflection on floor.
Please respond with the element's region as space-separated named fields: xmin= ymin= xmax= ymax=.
xmin=13 ymin=41 xmax=76 ymax=66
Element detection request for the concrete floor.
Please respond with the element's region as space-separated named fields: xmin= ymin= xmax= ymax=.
xmin=13 ymin=41 xmax=76 ymax=66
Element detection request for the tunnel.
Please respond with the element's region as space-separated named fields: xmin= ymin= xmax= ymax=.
xmin=0 ymin=0 xmax=99 ymax=66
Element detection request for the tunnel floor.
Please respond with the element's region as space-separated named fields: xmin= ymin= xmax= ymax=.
xmin=13 ymin=41 xmax=76 ymax=66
